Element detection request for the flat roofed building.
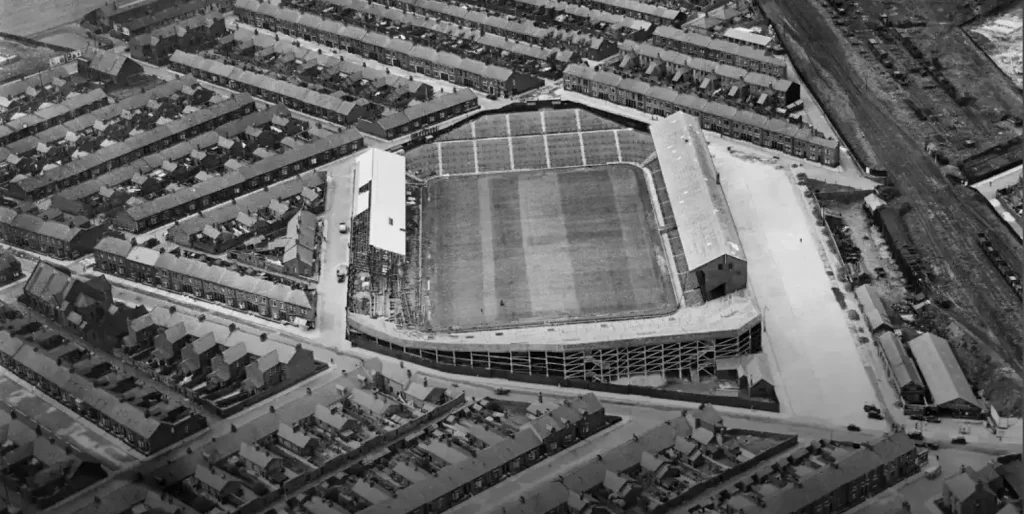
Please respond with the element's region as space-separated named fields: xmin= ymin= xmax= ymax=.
xmin=650 ymin=113 xmax=746 ymax=301
xmin=907 ymin=333 xmax=983 ymax=417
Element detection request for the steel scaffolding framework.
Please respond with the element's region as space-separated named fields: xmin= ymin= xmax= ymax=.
xmin=351 ymin=322 xmax=761 ymax=382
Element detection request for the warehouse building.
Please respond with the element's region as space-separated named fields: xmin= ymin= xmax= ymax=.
xmin=908 ymin=333 xmax=984 ymax=418
xmin=877 ymin=332 xmax=927 ymax=405
xmin=855 ymin=285 xmax=893 ymax=333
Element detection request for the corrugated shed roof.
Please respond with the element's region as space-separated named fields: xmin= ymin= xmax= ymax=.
xmin=649 ymin=112 xmax=745 ymax=270
xmin=877 ymin=332 xmax=923 ymax=391
xmin=854 ymin=285 xmax=892 ymax=331
xmin=907 ymin=333 xmax=980 ymax=408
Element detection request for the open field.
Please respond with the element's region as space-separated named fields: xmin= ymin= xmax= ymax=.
xmin=760 ymin=0 xmax=1024 ymax=413
xmin=421 ymin=164 xmax=675 ymax=332
xmin=0 ymin=0 xmax=107 ymax=37
xmin=0 ymin=37 xmax=58 ymax=82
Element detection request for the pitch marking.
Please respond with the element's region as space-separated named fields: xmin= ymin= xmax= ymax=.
xmin=613 ymin=130 xmax=624 ymax=162
xmin=543 ymin=134 xmax=552 ymax=168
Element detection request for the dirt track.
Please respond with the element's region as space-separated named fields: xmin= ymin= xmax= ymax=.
xmin=759 ymin=0 xmax=1023 ymax=411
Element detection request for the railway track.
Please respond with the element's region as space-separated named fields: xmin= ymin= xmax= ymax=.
xmin=759 ymin=0 xmax=1023 ymax=378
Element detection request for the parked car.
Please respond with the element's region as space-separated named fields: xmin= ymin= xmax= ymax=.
xmin=910 ymin=414 xmax=925 ymax=421
xmin=951 ymin=437 xmax=967 ymax=445
xmin=847 ymin=424 xmax=861 ymax=432
xmin=494 ymin=388 xmax=510 ymax=396
xmin=908 ymin=432 xmax=924 ymax=440
xmin=868 ymin=411 xmax=884 ymax=420
xmin=339 ymin=222 xmax=348 ymax=234
xmin=925 ymin=416 xmax=940 ymax=423
xmin=336 ymin=265 xmax=348 ymax=283
xmin=863 ymin=404 xmax=880 ymax=413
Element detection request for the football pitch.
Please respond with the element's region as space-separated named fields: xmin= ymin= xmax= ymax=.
xmin=421 ymin=164 xmax=676 ymax=332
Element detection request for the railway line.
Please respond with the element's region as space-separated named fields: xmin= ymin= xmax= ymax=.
xmin=758 ymin=0 xmax=1023 ymax=409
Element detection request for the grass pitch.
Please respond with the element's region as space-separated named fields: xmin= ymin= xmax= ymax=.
xmin=421 ymin=164 xmax=675 ymax=332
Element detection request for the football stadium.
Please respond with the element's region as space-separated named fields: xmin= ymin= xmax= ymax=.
xmin=346 ymin=106 xmax=762 ymax=384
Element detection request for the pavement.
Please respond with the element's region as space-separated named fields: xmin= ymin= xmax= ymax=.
xmin=316 ymin=157 xmax=354 ymax=342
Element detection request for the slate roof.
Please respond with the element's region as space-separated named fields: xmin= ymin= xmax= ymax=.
xmin=907 ymin=333 xmax=981 ymax=409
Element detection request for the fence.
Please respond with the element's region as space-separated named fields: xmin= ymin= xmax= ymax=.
xmin=200 ymin=363 xmax=329 ymax=417
xmin=231 ymin=394 xmax=468 ymax=514
xmin=649 ymin=431 xmax=799 ymax=514
xmin=351 ymin=333 xmax=780 ymax=412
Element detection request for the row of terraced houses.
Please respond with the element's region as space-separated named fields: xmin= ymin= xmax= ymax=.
xmin=233 ymin=0 xmax=545 ymax=97
xmin=563 ymin=65 xmax=840 ymax=166
xmin=93 ymin=237 xmax=315 ymax=321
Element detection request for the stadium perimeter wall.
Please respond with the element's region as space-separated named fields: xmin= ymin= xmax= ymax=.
xmin=348 ymin=330 xmax=778 ymax=412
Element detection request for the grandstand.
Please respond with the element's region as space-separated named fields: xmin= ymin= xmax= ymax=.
xmin=348 ymin=148 xmax=416 ymax=325
xmin=349 ymin=107 xmax=762 ymax=384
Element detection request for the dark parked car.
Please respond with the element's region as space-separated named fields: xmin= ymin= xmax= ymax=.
xmin=868 ymin=411 xmax=884 ymax=420
xmin=863 ymin=404 xmax=880 ymax=413
xmin=494 ymin=388 xmax=510 ymax=396
xmin=847 ymin=424 xmax=861 ymax=432
xmin=910 ymin=415 xmax=925 ymax=421
xmin=951 ymin=437 xmax=967 ymax=445
xmin=908 ymin=432 xmax=924 ymax=440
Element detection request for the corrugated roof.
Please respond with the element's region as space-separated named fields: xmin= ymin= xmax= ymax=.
xmin=854 ymin=285 xmax=892 ymax=332
xmin=907 ymin=333 xmax=980 ymax=409
xmin=649 ymin=113 xmax=745 ymax=269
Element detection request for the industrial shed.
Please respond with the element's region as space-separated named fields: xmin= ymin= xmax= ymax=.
xmin=650 ymin=113 xmax=746 ymax=302
xmin=907 ymin=333 xmax=983 ymax=418
xmin=876 ymin=332 xmax=926 ymax=404
xmin=854 ymin=285 xmax=892 ymax=333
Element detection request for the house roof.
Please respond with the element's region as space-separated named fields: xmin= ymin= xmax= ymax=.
xmin=239 ymin=442 xmax=278 ymax=469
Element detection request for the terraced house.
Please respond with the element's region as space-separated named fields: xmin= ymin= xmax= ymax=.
xmin=563 ymin=65 xmax=840 ymax=166
xmin=0 ymin=207 xmax=107 ymax=259
xmin=233 ymin=0 xmax=544 ymax=96
xmin=93 ymin=237 xmax=316 ymax=321
xmin=0 ymin=333 xmax=207 ymax=454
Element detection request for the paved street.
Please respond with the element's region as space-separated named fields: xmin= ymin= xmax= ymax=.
xmin=317 ymin=158 xmax=354 ymax=345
